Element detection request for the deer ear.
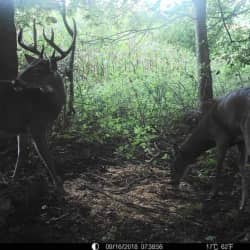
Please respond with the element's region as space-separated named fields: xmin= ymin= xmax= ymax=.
xmin=25 ymin=54 xmax=37 ymax=64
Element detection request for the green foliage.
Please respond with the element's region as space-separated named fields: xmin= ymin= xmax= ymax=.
xmin=71 ymin=40 xmax=197 ymax=158
xmin=16 ymin=0 xmax=250 ymax=159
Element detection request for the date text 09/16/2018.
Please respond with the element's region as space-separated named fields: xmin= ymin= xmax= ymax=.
xmin=105 ymin=243 xmax=164 ymax=250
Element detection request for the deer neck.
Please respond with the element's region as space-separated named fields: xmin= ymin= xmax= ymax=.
xmin=181 ymin=115 xmax=215 ymax=164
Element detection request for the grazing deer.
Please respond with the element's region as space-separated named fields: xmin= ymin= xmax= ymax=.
xmin=0 ymin=19 xmax=76 ymax=192
xmin=171 ymin=87 xmax=250 ymax=210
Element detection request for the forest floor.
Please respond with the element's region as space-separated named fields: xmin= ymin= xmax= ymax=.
xmin=1 ymin=135 xmax=250 ymax=243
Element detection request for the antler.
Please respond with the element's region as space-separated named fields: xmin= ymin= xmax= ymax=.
xmin=18 ymin=19 xmax=44 ymax=57
xmin=43 ymin=18 xmax=77 ymax=62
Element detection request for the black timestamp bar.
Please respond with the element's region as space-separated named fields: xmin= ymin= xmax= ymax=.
xmin=93 ymin=242 xmax=249 ymax=250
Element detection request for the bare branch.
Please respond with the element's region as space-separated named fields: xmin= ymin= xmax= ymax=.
xmin=217 ymin=0 xmax=233 ymax=42
xmin=212 ymin=0 xmax=250 ymax=43
xmin=81 ymin=24 xmax=167 ymax=46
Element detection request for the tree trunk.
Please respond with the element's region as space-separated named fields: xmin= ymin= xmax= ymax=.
xmin=61 ymin=2 xmax=76 ymax=121
xmin=193 ymin=0 xmax=213 ymax=113
xmin=0 ymin=0 xmax=18 ymax=80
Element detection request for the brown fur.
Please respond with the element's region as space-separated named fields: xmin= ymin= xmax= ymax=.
xmin=171 ymin=87 xmax=250 ymax=210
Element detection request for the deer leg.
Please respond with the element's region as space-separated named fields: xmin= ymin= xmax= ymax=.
xmin=12 ymin=134 xmax=28 ymax=179
xmin=31 ymin=127 xmax=64 ymax=193
xmin=209 ymin=142 xmax=227 ymax=199
xmin=237 ymin=142 xmax=247 ymax=210
xmin=238 ymin=125 xmax=249 ymax=210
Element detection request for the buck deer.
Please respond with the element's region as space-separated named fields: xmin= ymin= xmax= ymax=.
xmin=0 ymin=19 xmax=76 ymax=192
xmin=171 ymin=87 xmax=250 ymax=210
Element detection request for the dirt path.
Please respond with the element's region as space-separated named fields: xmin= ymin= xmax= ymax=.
xmin=1 ymin=138 xmax=250 ymax=243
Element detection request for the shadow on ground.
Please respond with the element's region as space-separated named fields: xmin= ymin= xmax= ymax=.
xmin=0 ymin=137 xmax=250 ymax=243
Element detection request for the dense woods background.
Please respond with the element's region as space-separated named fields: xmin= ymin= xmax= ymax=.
xmin=13 ymin=0 xmax=250 ymax=160
xmin=6 ymin=0 xmax=249 ymax=161
xmin=1 ymin=0 xmax=250 ymax=243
